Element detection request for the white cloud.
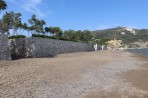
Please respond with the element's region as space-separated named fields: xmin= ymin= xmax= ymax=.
xmin=22 ymin=1 xmax=45 ymax=17
xmin=7 ymin=0 xmax=46 ymax=17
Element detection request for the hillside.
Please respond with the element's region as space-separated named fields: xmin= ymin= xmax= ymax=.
xmin=92 ymin=27 xmax=148 ymax=44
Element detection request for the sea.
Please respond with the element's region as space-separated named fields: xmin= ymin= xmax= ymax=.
xmin=128 ymin=48 xmax=148 ymax=58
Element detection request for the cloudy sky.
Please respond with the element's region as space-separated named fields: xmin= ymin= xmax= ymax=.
xmin=4 ymin=0 xmax=148 ymax=30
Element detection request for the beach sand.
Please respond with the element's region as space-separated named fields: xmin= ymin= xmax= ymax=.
xmin=120 ymin=58 xmax=148 ymax=98
xmin=0 ymin=50 xmax=148 ymax=98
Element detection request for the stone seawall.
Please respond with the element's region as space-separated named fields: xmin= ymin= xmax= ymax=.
xmin=10 ymin=37 xmax=94 ymax=58
xmin=0 ymin=34 xmax=11 ymax=60
xmin=9 ymin=38 xmax=26 ymax=59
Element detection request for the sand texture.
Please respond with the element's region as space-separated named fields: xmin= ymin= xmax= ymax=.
xmin=0 ymin=51 xmax=148 ymax=98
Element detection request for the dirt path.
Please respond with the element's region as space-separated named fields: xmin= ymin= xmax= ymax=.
xmin=0 ymin=51 xmax=148 ymax=98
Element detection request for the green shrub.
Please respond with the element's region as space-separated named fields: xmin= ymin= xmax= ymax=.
xmin=32 ymin=34 xmax=56 ymax=39
xmin=8 ymin=35 xmax=26 ymax=39
xmin=93 ymin=38 xmax=111 ymax=45
xmin=32 ymin=34 xmax=79 ymax=42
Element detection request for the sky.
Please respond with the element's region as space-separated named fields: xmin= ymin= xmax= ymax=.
xmin=3 ymin=0 xmax=148 ymax=30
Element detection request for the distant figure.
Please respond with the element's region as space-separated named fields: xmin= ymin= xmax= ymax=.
xmin=101 ymin=45 xmax=105 ymax=50
xmin=94 ymin=44 xmax=98 ymax=51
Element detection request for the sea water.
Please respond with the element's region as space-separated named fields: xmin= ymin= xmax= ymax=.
xmin=128 ymin=48 xmax=148 ymax=58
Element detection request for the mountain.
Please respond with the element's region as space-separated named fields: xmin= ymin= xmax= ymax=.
xmin=92 ymin=27 xmax=148 ymax=44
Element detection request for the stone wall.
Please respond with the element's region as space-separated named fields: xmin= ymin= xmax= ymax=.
xmin=0 ymin=34 xmax=11 ymax=60
xmin=10 ymin=37 xmax=94 ymax=58
xmin=9 ymin=38 xmax=26 ymax=59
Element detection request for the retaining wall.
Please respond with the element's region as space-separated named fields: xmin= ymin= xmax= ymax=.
xmin=9 ymin=37 xmax=94 ymax=58
xmin=0 ymin=34 xmax=11 ymax=60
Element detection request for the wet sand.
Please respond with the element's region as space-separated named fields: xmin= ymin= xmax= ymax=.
xmin=121 ymin=62 xmax=148 ymax=92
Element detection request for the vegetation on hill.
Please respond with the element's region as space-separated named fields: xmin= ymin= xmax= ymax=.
xmin=92 ymin=27 xmax=148 ymax=44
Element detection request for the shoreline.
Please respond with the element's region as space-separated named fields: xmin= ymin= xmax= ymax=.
xmin=126 ymin=48 xmax=148 ymax=59
xmin=118 ymin=50 xmax=148 ymax=98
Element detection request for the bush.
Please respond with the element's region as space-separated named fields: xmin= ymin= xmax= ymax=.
xmin=93 ymin=38 xmax=111 ymax=45
xmin=8 ymin=35 xmax=26 ymax=39
xmin=32 ymin=34 xmax=56 ymax=39
xmin=32 ymin=34 xmax=79 ymax=42
xmin=32 ymin=34 xmax=47 ymax=38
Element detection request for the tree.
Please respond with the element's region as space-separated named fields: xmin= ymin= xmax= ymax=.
xmin=82 ymin=30 xmax=93 ymax=42
xmin=0 ymin=12 xmax=13 ymax=35
xmin=22 ymin=23 xmax=28 ymax=31
xmin=0 ymin=19 xmax=9 ymax=35
xmin=52 ymin=27 xmax=63 ymax=37
xmin=28 ymin=14 xmax=46 ymax=35
xmin=63 ymin=30 xmax=76 ymax=40
xmin=0 ymin=11 xmax=22 ymax=35
xmin=22 ymin=23 xmax=30 ymax=36
xmin=45 ymin=27 xmax=51 ymax=36
xmin=45 ymin=26 xmax=63 ymax=37
xmin=0 ymin=0 xmax=7 ymax=12
xmin=75 ymin=30 xmax=83 ymax=41
xmin=13 ymin=12 xmax=22 ymax=35
xmin=63 ymin=30 xmax=93 ymax=42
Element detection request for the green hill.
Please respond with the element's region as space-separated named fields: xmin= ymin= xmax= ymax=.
xmin=92 ymin=27 xmax=148 ymax=44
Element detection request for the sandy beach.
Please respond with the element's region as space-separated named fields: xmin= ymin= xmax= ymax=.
xmin=0 ymin=50 xmax=148 ymax=98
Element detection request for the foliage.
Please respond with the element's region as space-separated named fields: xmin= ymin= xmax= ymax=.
xmin=32 ymin=34 xmax=55 ymax=39
xmin=8 ymin=35 xmax=26 ymax=39
xmin=0 ymin=11 xmax=22 ymax=35
xmin=22 ymin=23 xmax=28 ymax=31
xmin=93 ymin=38 xmax=111 ymax=45
xmin=28 ymin=14 xmax=46 ymax=35
xmin=0 ymin=0 xmax=7 ymax=11
xmin=32 ymin=34 xmax=79 ymax=42
xmin=82 ymin=30 xmax=93 ymax=42
xmin=63 ymin=30 xmax=93 ymax=43
xmin=45 ymin=26 xmax=63 ymax=37
xmin=126 ymin=44 xmax=140 ymax=48
xmin=0 ymin=1 xmax=93 ymax=44
xmin=0 ymin=19 xmax=9 ymax=35
xmin=106 ymin=39 xmax=122 ymax=48
xmin=92 ymin=27 xmax=148 ymax=44
xmin=63 ymin=30 xmax=76 ymax=40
